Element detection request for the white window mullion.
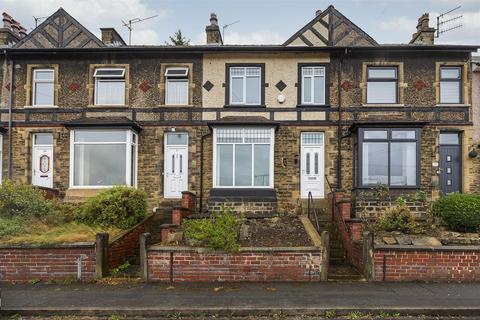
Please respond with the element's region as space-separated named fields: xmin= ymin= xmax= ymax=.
xmin=126 ymin=131 xmax=132 ymax=187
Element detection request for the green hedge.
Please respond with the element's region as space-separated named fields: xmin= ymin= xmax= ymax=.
xmin=76 ymin=186 xmax=147 ymax=230
xmin=0 ymin=181 xmax=51 ymax=219
xmin=433 ymin=193 xmax=480 ymax=232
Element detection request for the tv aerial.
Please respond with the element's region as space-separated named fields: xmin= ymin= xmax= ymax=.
xmin=122 ymin=15 xmax=158 ymax=45
xmin=222 ymin=20 xmax=240 ymax=44
xmin=436 ymin=6 xmax=463 ymax=38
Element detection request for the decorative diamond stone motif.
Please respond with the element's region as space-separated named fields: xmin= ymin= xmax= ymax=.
xmin=275 ymin=80 xmax=287 ymax=92
xmin=5 ymin=82 xmax=16 ymax=91
xmin=68 ymin=82 xmax=79 ymax=92
xmin=414 ymin=80 xmax=426 ymax=91
xmin=340 ymin=80 xmax=352 ymax=92
xmin=139 ymin=81 xmax=151 ymax=92
xmin=203 ymin=80 xmax=214 ymax=91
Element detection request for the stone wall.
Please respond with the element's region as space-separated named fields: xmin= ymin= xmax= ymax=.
xmin=147 ymin=246 xmax=323 ymax=282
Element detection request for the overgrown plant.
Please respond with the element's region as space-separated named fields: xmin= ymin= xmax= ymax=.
xmin=377 ymin=198 xmax=423 ymax=234
xmin=0 ymin=180 xmax=51 ymax=219
xmin=77 ymin=186 xmax=147 ymax=230
xmin=433 ymin=193 xmax=480 ymax=232
xmin=183 ymin=206 xmax=241 ymax=252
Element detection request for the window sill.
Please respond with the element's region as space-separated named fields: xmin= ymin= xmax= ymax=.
xmin=435 ymin=104 xmax=471 ymax=107
xmin=23 ymin=105 xmax=59 ymax=109
xmin=88 ymin=105 xmax=129 ymax=108
xmin=361 ymin=103 xmax=405 ymax=107
xmin=354 ymin=186 xmax=420 ymax=190
xmin=296 ymin=104 xmax=330 ymax=108
xmin=162 ymin=104 xmax=194 ymax=107
xmin=223 ymin=105 xmax=266 ymax=108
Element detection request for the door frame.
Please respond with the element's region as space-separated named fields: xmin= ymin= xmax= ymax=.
xmin=31 ymin=133 xmax=54 ymax=188
xmin=439 ymin=131 xmax=463 ymax=194
xmin=163 ymin=132 xmax=189 ymax=199
xmin=300 ymin=131 xmax=325 ymax=199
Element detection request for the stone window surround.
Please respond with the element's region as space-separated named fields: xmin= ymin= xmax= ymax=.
xmin=360 ymin=62 xmax=406 ymax=106
xmin=24 ymin=64 xmax=59 ymax=108
xmin=434 ymin=62 xmax=470 ymax=106
xmin=88 ymin=64 xmax=130 ymax=107
xmin=159 ymin=63 xmax=195 ymax=106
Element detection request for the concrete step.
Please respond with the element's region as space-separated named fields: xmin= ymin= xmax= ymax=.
xmin=328 ymin=264 xmax=366 ymax=282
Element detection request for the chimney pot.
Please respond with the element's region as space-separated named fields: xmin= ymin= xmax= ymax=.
xmin=316 ymin=10 xmax=322 ymax=17
xmin=206 ymin=12 xmax=222 ymax=45
xmin=410 ymin=12 xmax=435 ymax=45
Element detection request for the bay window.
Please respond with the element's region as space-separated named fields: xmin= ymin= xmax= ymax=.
xmin=70 ymin=129 xmax=137 ymax=188
xmin=440 ymin=66 xmax=462 ymax=104
xmin=300 ymin=65 xmax=326 ymax=105
xmin=214 ymin=127 xmax=274 ymax=188
xmin=94 ymin=68 xmax=125 ymax=105
xmin=366 ymin=67 xmax=398 ymax=104
xmin=228 ymin=65 xmax=263 ymax=106
xmin=165 ymin=67 xmax=189 ymax=105
xmin=359 ymin=128 xmax=419 ymax=187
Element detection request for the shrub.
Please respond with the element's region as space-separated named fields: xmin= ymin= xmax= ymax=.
xmin=433 ymin=193 xmax=480 ymax=232
xmin=183 ymin=207 xmax=240 ymax=252
xmin=0 ymin=181 xmax=51 ymax=219
xmin=377 ymin=198 xmax=423 ymax=234
xmin=0 ymin=216 xmax=25 ymax=238
xmin=77 ymin=186 xmax=147 ymax=229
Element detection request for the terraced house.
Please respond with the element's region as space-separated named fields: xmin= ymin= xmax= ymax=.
xmin=0 ymin=6 xmax=478 ymax=220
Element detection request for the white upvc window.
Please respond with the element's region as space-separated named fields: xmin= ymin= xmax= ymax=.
xmin=70 ymin=129 xmax=137 ymax=188
xmin=213 ymin=127 xmax=274 ymax=188
xmin=440 ymin=66 xmax=462 ymax=104
xmin=165 ymin=67 xmax=189 ymax=105
xmin=33 ymin=69 xmax=55 ymax=106
xmin=366 ymin=67 xmax=398 ymax=104
xmin=301 ymin=66 xmax=326 ymax=105
xmin=94 ymin=68 xmax=126 ymax=106
xmin=229 ymin=66 xmax=261 ymax=105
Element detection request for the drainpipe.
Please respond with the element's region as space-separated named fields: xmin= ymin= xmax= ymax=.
xmin=6 ymin=52 xmax=13 ymax=180
xmin=336 ymin=50 xmax=345 ymax=190
xmin=199 ymin=131 xmax=212 ymax=213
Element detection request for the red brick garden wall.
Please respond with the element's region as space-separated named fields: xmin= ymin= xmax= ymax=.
xmin=0 ymin=245 xmax=96 ymax=283
xmin=374 ymin=246 xmax=480 ymax=282
xmin=108 ymin=215 xmax=153 ymax=268
xmin=147 ymin=248 xmax=322 ymax=282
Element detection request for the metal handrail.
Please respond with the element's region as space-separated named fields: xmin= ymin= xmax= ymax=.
xmin=307 ymin=191 xmax=320 ymax=231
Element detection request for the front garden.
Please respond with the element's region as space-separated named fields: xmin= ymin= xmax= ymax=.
xmin=0 ymin=182 xmax=148 ymax=245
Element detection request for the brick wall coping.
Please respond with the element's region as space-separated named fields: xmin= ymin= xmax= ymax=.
xmin=0 ymin=241 xmax=95 ymax=249
xmin=375 ymin=244 xmax=480 ymax=252
xmin=148 ymin=245 xmax=321 ymax=253
xmin=109 ymin=214 xmax=154 ymax=244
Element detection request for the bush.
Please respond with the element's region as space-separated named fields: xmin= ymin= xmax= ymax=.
xmin=76 ymin=186 xmax=147 ymax=229
xmin=377 ymin=198 xmax=423 ymax=234
xmin=183 ymin=207 xmax=240 ymax=252
xmin=433 ymin=193 xmax=480 ymax=232
xmin=0 ymin=216 xmax=25 ymax=238
xmin=0 ymin=181 xmax=52 ymax=219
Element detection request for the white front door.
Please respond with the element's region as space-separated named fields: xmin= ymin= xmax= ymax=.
xmin=301 ymin=132 xmax=324 ymax=199
xmin=32 ymin=145 xmax=53 ymax=188
xmin=164 ymin=133 xmax=188 ymax=198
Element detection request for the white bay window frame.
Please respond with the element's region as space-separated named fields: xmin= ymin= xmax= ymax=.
xmin=69 ymin=129 xmax=138 ymax=189
xmin=213 ymin=127 xmax=274 ymax=188
xmin=0 ymin=134 xmax=2 ymax=184
xmin=94 ymin=68 xmax=126 ymax=106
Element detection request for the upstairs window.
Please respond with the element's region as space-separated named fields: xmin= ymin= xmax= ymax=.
xmin=366 ymin=67 xmax=398 ymax=104
xmin=33 ymin=69 xmax=55 ymax=106
xmin=301 ymin=66 xmax=326 ymax=105
xmin=440 ymin=66 xmax=462 ymax=104
xmin=94 ymin=68 xmax=125 ymax=106
xmin=165 ymin=67 xmax=189 ymax=105
xmin=359 ymin=128 xmax=419 ymax=188
xmin=229 ymin=66 xmax=262 ymax=105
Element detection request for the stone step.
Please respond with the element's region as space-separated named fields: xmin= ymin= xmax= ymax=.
xmin=328 ymin=264 xmax=365 ymax=282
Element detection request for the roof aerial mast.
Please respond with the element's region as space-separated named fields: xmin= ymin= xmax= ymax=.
xmin=436 ymin=6 xmax=463 ymax=38
xmin=122 ymin=14 xmax=158 ymax=45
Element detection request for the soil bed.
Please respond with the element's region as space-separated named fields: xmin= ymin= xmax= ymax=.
xmin=238 ymin=216 xmax=313 ymax=247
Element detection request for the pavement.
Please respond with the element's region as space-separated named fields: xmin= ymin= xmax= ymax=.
xmin=1 ymin=282 xmax=480 ymax=317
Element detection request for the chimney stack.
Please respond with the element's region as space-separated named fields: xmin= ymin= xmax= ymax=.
xmin=100 ymin=28 xmax=126 ymax=47
xmin=0 ymin=12 xmax=25 ymax=47
xmin=409 ymin=13 xmax=435 ymax=45
xmin=205 ymin=13 xmax=222 ymax=45
xmin=316 ymin=10 xmax=322 ymax=17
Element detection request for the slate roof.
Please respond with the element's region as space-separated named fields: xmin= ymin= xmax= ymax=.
xmin=14 ymin=8 xmax=104 ymax=49
xmin=62 ymin=117 xmax=142 ymax=132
